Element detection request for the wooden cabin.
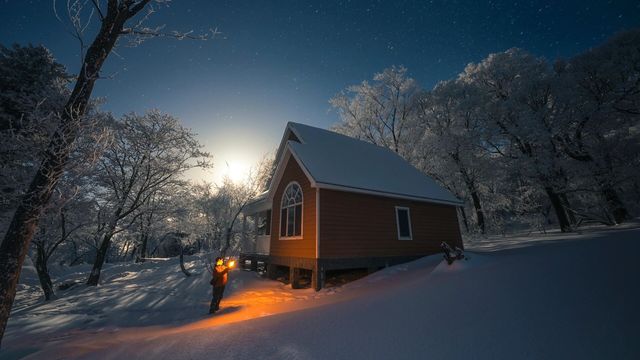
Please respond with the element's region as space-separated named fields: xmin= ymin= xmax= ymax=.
xmin=243 ymin=122 xmax=463 ymax=290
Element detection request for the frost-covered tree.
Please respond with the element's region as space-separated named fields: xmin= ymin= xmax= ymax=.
xmin=188 ymin=155 xmax=274 ymax=257
xmin=0 ymin=1 xmax=191 ymax=344
xmin=553 ymin=29 xmax=640 ymax=224
xmin=330 ymin=31 xmax=639 ymax=236
xmin=330 ymin=66 xmax=421 ymax=157
xmin=0 ymin=0 xmax=216 ymax=344
xmin=85 ymin=110 xmax=210 ymax=285
xmin=1 ymin=43 xmax=107 ymax=301
xmin=133 ymin=190 xmax=167 ymax=262
xmin=0 ymin=44 xmax=70 ymax=226
xmin=0 ymin=44 xmax=69 ymax=131
xmin=123 ymin=181 xmax=195 ymax=263
xmin=30 ymin=184 xmax=96 ymax=300
xmin=458 ymin=48 xmax=575 ymax=232
xmin=416 ymin=80 xmax=491 ymax=233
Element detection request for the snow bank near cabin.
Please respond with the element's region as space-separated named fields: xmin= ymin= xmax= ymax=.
xmin=2 ymin=227 xmax=640 ymax=359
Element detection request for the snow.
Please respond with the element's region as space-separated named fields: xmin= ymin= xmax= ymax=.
xmin=2 ymin=227 xmax=639 ymax=359
xmin=285 ymin=122 xmax=462 ymax=205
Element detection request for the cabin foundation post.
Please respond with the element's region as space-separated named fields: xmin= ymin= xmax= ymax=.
xmin=290 ymin=267 xmax=301 ymax=289
xmin=266 ymin=263 xmax=277 ymax=279
xmin=312 ymin=262 xmax=324 ymax=291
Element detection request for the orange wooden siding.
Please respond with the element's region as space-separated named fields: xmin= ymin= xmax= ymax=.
xmin=319 ymin=189 xmax=462 ymax=258
xmin=269 ymin=155 xmax=317 ymax=259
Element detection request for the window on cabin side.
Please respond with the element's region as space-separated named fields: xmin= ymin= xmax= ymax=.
xmin=280 ymin=182 xmax=303 ymax=238
xmin=395 ymin=207 xmax=412 ymax=240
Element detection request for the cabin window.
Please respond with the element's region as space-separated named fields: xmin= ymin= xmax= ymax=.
xmin=395 ymin=206 xmax=413 ymax=240
xmin=280 ymin=182 xmax=303 ymax=238
xmin=257 ymin=210 xmax=271 ymax=236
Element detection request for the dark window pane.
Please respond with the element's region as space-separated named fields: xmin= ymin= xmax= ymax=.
xmin=280 ymin=208 xmax=287 ymax=237
xmin=397 ymin=209 xmax=411 ymax=238
xmin=287 ymin=206 xmax=295 ymax=236
xmin=294 ymin=204 xmax=302 ymax=236
xmin=294 ymin=187 xmax=302 ymax=203
xmin=265 ymin=210 xmax=271 ymax=235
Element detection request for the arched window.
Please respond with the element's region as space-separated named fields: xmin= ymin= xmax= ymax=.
xmin=280 ymin=182 xmax=303 ymax=238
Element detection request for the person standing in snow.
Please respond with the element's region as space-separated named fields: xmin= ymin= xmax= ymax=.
xmin=209 ymin=257 xmax=230 ymax=314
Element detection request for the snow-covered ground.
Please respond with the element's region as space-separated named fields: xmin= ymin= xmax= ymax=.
xmin=2 ymin=226 xmax=639 ymax=359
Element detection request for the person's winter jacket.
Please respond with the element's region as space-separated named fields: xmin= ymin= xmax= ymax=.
xmin=210 ymin=265 xmax=229 ymax=287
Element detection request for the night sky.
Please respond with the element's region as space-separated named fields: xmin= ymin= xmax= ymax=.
xmin=1 ymin=0 xmax=639 ymax=182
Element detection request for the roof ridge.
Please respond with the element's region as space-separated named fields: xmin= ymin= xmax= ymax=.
xmin=288 ymin=121 xmax=399 ymax=153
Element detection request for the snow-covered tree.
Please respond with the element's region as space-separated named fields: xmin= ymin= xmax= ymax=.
xmin=0 ymin=44 xmax=70 ymax=227
xmin=1 ymin=43 xmax=108 ymax=301
xmin=415 ymin=80 xmax=491 ymax=233
xmin=85 ymin=110 xmax=210 ymax=285
xmin=29 ymin=184 xmax=96 ymax=300
xmin=0 ymin=0 xmax=197 ymax=344
xmin=457 ymin=48 xmax=576 ymax=232
xmin=553 ymin=29 xmax=640 ymax=224
xmin=187 ymin=155 xmax=274 ymax=257
xmin=0 ymin=0 xmax=217 ymax=344
xmin=330 ymin=31 xmax=639 ymax=236
xmin=330 ymin=66 xmax=421 ymax=157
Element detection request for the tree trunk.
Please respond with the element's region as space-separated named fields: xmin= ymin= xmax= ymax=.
xmin=0 ymin=6 xmax=132 ymax=345
xmin=0 ymin=146 xmax=73 ymax=345
xmin=179 ymin=246 xmax=191 ymax=277
xmin=139 ymin=233 xmax=149 ymax=263
xmin=454 ymin=156 xmax=486 ymax=234
xmin=544 ymin=187 xmax=572 ymax=232
xmin=221 ymin=227 xmax=232 ymax=258
xmin=34 ymin=245 xmax=55 ymax=301
xmin=469 ymin=191 xmax=486 ymax=234
xmin=601 ymin=186 xmax=628 ymax=224
xmin=564 ymin=143 xmax=628 ymax=225
xmin=458 ymin=206 xmax=470 ymax=233
xmin=86 ymin=228 xmax=116 ymax=286
xmin=87 ymin=197 xmax=128 ymax=285
xmin=559 ymin=193 xmax=577 ymax=225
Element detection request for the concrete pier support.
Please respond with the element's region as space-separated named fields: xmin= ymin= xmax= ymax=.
xmin=266 ymin=263 xmax=277 ymax=279
xmin=312 ymin=263 xmax=324 ymax=291
xmin=290 ymin=267 xmax=302 ymax=289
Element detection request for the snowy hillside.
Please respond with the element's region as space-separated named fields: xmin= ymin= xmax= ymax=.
xmin=2 ymin=227 xmax=639 ymax=359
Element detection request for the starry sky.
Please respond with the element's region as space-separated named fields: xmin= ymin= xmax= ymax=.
xmin=1 ymin=0 xmax=639 ymax=183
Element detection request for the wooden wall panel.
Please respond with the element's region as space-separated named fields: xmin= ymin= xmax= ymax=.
xmin=269 ymin=154 xmax=316 ymax=259
xmin=319 ymin=189 xmax=462 ymax=258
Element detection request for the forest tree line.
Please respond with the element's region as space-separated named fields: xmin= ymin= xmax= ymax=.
xmin=331 ymin=29 xmax=640 ymax=235
xmin=0 ymin=44 xmax=272 ymax=300
xmin=0 ymin=1 xmax=228 ymax=345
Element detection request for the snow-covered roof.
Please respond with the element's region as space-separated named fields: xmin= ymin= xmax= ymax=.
xmin=243 ymin=190 xmax=270 ymax=214
xmin=273 ymin=122 xmax=462 ymax=206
